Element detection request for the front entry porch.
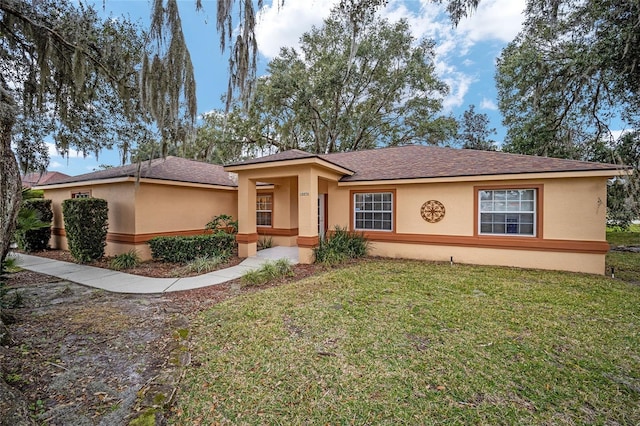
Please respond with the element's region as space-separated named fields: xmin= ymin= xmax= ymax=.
xmin=225 ymin=153 xmax=353 ymax=264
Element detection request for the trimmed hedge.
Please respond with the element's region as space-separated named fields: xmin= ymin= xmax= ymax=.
xmin=16 ymin=199 xmax=52 ymax=252
xmin=62 ymin=198 xmax=109 ymax=263
xmin=148 ymin=233 xmax=236 ymax=263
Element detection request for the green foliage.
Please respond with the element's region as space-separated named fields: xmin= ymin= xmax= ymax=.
xmin=62 ymin=198 xmax=109 ymax=263
xmin=607 ymin=224 xmax=640 ymax=246
xmin=205 ymin=214 xmax=238 ymax=234
xmin=496 ymin=1 xmax=640 ymax=157
xmin=3 ymin=0 xmax=155 ymax=172
xmin=110 ymin=250 xmax=141 ymax=270
xmin=314 ymin=226 xmax=369 ymax=265
xmin=241 ymin=259 xmax=293 ymax=286
xmin=181 ymin=255 xmax=229 ymax=275
xmin=148 ymin=233 xmax=236 ymax=263
xmin=226 ymin=3 xmax=454 ymax=155
xmin=14 ymin=199 xmax=52 ymax=252
xmin=455 ymin=105 xmax=496 ymax=151
xmin=21 ymin=189 xmax=44 ymax=199
xmin=257 ymin=236 xmax=273 ymax=251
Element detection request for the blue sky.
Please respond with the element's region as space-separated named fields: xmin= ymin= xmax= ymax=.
xmin=51 ymin=0 xmax=526 ymax=175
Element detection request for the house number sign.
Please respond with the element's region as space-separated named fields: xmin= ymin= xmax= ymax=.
xmin=421 ymin=200 xmax=445 ymax=223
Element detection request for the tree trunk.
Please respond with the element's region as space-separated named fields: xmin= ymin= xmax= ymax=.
xmin=0 ymin=85 xmax=21 ymax=266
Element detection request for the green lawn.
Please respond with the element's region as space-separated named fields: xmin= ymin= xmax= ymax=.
xmin=172 ymin=260 xmax=640 ymax=425
xmin=607 ymin=224 xmax=640 ymax=246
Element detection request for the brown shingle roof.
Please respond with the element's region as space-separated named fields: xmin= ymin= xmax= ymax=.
xmin=226 ymin=149 xmax=316 ymax=166
xmin=22 ymin=171 xmax=71 ymax=188
xmin=37 ymin=157 xmax=237 ymax=187
xmin=319 ymin=145 xmax=620 ymax=181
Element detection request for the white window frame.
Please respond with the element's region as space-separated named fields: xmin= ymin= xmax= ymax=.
xmin=353 ymin=192 xmax=393 ymax=232
xmin=256 ymin=193 xmax=273 ymax=227
xmin=478 ymin=188 xmax=537 ymax=237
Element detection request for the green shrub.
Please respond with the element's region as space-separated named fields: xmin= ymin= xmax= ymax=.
xmin=62 ymin=198 xmax=109 ymax=263
xmin=241 ymin=259 xmax=293 ymax=286
xmin=15 ymin=199 xmax=52 ymax=252
xmin=110 ymin=250 xmax=141 ymax=270
xmin=314 ymin=226 xmax=369 ymax=265
xmin=257 ymin=236 xmax=273 ymax=250
xmin=205 ymin=214 xmax=238 ymax=234
xmin=181 ymin=255 xmax=228 ymax=274
xmin=148 ymin=233 xmax=236 ymax=263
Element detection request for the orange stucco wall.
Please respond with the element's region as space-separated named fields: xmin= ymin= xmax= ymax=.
xmin=45 ymin=182 xmax=136 ymax=252
xmin=326 ymin=176 xmax=609 ymax=274
xmin=43 ymin=180 xmax=238 ymax=260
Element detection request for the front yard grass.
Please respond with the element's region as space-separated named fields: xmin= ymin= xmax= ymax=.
xmin=172 ymin=260 xmax=640 ymax=424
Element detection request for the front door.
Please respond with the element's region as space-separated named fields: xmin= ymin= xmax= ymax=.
xmin=318 ymin=194 xmax=326 ymax=239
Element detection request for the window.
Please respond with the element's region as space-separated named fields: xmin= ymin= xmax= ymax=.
xmin=354 ymin=192 xmax=393 ymax=231
xmin=256 ymin=194 xmax=272 ymax=227
xmin=479 ymin=189 xmax=536 ymax=236
xmin=71 ymin=191 xmax=91 ymax=199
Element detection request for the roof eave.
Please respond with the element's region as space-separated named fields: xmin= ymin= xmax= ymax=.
xmin=337 ymin=168 xmax=625 ymax=186
xmin=35 ymin=176 xmax=238 ymax=190
xmin=225 ymin=156 xmax=355 ymax=176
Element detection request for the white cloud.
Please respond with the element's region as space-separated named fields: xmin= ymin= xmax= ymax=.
xmin=46 ymin=142 xmax=88 ymax=159
xmin=49 ymin=161 xmax=63 ymax=169
xmin=256 ymin=0 xmax=339 ymax=59
xmin=442 ymin=72 xmax=474 ymax=111
xmin=480 ymin=98 xmax=498 ymax=111
xmin=255 ymin=0 xmax=525 ymax=114
xmin=455 ymin=0 xmax=527 ymax=44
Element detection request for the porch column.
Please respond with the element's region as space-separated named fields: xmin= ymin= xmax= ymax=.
xmin=236 ymin=175 xmax=258 ymax=258
xmin=296 ymin=168 xmax=319 ymax=264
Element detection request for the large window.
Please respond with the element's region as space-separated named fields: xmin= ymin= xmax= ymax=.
xmin=479 ymin=189 xmax=536 ymax=236
xmin=256 ymin=194 xmax=272 ymax=227
xmin=354 ymin=192 xmax=393 ymax=231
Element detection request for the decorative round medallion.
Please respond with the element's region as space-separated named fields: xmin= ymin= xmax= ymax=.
xmin=421 ymin=200 xmax=446 ymax=223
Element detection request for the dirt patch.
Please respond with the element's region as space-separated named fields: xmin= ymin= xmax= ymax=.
xmin=0 ymin=261 xmax=328 ymax=425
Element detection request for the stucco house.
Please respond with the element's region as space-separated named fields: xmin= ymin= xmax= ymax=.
xmin=36 ymin=146 xmax=623 ymax=274
xmin=225 ymin=145 xmax=623 ymax=274
xmin=35 ymin=156 xmax=237 ymax=260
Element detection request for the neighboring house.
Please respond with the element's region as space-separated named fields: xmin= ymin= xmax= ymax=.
xmin=34 ymin=157 xmax=238 ymax=260
xmin=22 ymin=171 xmax=70 ymax=188
xmin=225 ymin=145 xmax=624 ymax=275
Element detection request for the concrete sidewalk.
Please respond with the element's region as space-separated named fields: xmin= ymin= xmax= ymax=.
xmin=12 ymin=246 xmax=299 ymax=294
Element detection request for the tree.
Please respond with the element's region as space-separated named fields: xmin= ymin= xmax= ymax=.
xmin=0 ymin=0 xmax=195 ymax=265
xmin=213 ymin=0 xmax=483 ymax=110
xmin=496 ymin=0 xmax=640 ymax=159
xmin=224 ymin=3 xmax=455 ymax=154
xmin=455 ymin=105 xmax=496 ymax=150
xmin=588 ymin=131 xmax=640 ymax=228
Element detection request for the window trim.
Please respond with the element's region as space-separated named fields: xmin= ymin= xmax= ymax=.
xmin=256 ymin=192 xmax=273 ymax=228
xmin=474 ymin=184 xmax=543 ymax=239
xmin=350 ymin=189 xmax=396 ymax=233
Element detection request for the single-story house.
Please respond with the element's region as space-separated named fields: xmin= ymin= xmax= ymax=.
xmin=35 ymin=146 xmax=624 ymax=274
xmin=225 ymin=145 xmax=624 ymax=275
xmin=35 ymin=156 xmax=238 ymax=260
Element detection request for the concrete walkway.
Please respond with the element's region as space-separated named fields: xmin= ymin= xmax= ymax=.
xmin=12 ymin=246 xmax=299 ymax=294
